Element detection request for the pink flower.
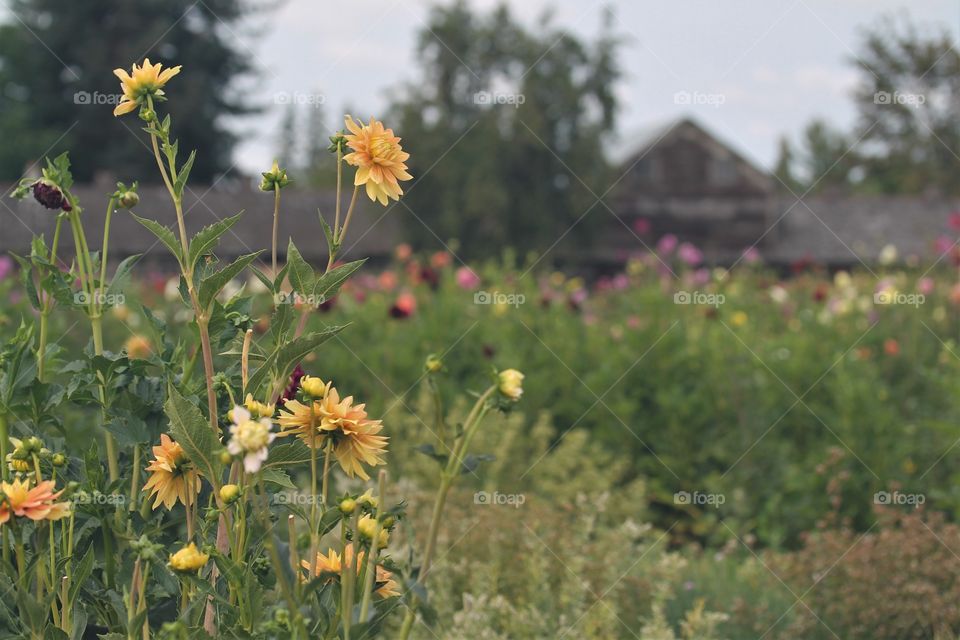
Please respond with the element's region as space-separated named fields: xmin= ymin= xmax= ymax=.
xmin=741 ymin=246 xmax=761 ymax=264
xmin=691 ymin=268 xmax=710 ymax=286
xmin=950 ymin=212 xmax=960 ymax=231
xmin=656 ymin=234 xmax=678 ymax=255
xmin=678 ymin=242 xmax=703 ymax=266
xmin=455 ymin=267 xmax=481 ymax=290
xmin=632 ymin=218 xmax=651 ymax=235
xmin=0 ymin=256 xmax=12 ymax=281
xmin=918 ymin=277 xmax=935 ymax=296
xmin=934 ymin=235 xmax=955 ymax=256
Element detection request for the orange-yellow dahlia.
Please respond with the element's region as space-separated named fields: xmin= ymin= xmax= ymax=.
xmin=301 ymin=543 xmax=399 ymax=598
xmin=0 ymin=477 xmax=71 ymax=524
xmin=143 ymin=434 xmax=201 ymax=510
xmin=277 ymin=386 xmax=387 ymax=480
xmin=343 ymin=116 xmax=412 ymax=206
xmin=112 ymin=58 xmax=182 ymax=117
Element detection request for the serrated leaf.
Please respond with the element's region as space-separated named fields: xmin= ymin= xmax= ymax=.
xmin=105 ymin=254 xmax=141 ymax=299
xmin=174 ymin=150 xmax=196 ymax=197
xmin=247 ymin=325 xmax=347 ymax=395
xmin=188 ymin=212 xmax=244 ymax=269
xmin=262 ymin=440 xmax=312 ymax=470
xmin=197 ymin=251 xmax=262 ymax=311
xmin=314 ymin=259 xmax=365 ymax=301
xmin=261 ymin=468 xmax=297 ymax=489
xmin=164 ymin=385 xmax=221 ymax=483
xmin=285 ymin=240 xmax=315 ymax=298
xmin=131 ymin=214 xmax=182 ymax=263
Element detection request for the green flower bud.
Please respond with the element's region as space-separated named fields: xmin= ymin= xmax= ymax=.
xmin=52 ymin=453 xmax=67 ymax=467
xmin=339 ymin=497 xmax=357 ymax=516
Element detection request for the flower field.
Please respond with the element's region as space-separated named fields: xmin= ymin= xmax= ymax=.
xmin=2 ymin=57 xmax=960 ymax=640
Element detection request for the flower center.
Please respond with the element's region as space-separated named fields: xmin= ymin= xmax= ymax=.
xmin=371 ymin=136 xmax=398 ymax=162
xmin=236 ymin=420 xmax=270 ymax=451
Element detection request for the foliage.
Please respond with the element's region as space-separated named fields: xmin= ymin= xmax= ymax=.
xmin=0 ymin=0 xmax=261 ymax=182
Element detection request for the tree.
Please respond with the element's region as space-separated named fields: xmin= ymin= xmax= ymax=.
xmin=390 ymin=1 xmax=621 ymax=260
xmin=850 ymin=16 xmax=960 ymax=194
xmin=772 ymin=136 xmax=800 ymax=193
xmin=0 ymin=0 xmax=263 ymax=182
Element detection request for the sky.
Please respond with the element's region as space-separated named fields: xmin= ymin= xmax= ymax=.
xmin=229 ymin=0 xmax=958 ymax=174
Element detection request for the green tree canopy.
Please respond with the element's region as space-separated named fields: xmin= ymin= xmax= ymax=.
xmin=0 ymin=0 xmax=261 ymax=183
xmin=390 ymin=1 xmax=622 ymax=260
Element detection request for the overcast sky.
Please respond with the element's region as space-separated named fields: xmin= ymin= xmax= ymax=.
xmin=230 ymin=0 xmax=957 ymax=174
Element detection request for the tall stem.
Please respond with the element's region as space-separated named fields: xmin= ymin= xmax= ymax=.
xmin=272 ymin=186 xmax=281 ymax=274
xmin=358 ymin=470 xmax=387 ymax=622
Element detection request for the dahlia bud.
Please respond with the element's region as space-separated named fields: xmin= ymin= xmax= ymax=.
xmin=220 ymin=484 xmax=241 ymax=505
xmin=357 ymin=489 xmax=378 ymax=510
xmin=300 ymin=375 xmax=327 ymax=398
xmin=424 ymin=354 xmax=443 ymax=373
xmin=32 ymin=180 xmax=71 ymax=212
xmin=498 ymin=369 xmax=525 ymax=401
xmin=168 ymin=542 xmax=209 ymax=573
xmin=259 ymin=160 xmax=291 ymax=191
xmin=219 ymin=450 xmax=234 ymax=466
xmin=114 ymin=182 xmax=139 ymax=209
xmin=339 ymin=497 xmax=356 ymax=516
xmin=24 ymin=436 xmax=43 ymax=453
xmin=52 ymin=453 xmax=67 ymax=467
xmin=328 ymin=132 xmax=347 ymax=154
xmin=139 ymin=108 xmax=156 ymax=123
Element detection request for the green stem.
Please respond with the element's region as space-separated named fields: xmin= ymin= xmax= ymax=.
xmin=327 ymin=185 xmax=360 ymax=271
xmin=358 ymin=471 xmax=387 ymax=622
xmin=272 ymin=185 xmax=281 ymax=274
xmin=98 ymin=197 xmax=117 ymax=316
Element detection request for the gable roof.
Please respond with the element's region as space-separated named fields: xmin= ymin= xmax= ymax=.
xmin=612 ymin=116 xmax=773 ymax=193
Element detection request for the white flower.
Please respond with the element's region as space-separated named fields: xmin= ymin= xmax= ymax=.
xmin=227 ymin=406 xmax=276 ymax=474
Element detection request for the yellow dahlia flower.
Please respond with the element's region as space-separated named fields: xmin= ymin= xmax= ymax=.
xmin=0 ymin=477 xmax=71 ymax=524
xmin=143 ymin=434 xmax=201 ymax=510
xmin=168 ymin=542 xmax=209 ymax=573
xmin=301 ymin=544 xmax=399 ymax=598
xmin=300 ymin=375 xmax=329 ymax=398
xmin=277 ymin=387 xmax=387 ymax=480
xmin=358 ymin=514 xmax=390 ymax=548
xmin=244 ymin=393 xmax=275 ymax=419
xmin=343 ymin=116 xmax=412 ymax=206
xmin=112 ymin=58 xmax=182 ymax=117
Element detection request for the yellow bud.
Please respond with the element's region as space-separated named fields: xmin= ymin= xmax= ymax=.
xmin=168 ymin=543 xmax=209 ymax=573
xmin=300 ymin=376 xmax=327 ymax=398
xmin=220 ymin=484 xmax=241 ymax=504
xmin=498 ymin=369 xmax=524 ymax=401
xmin=339 ymin=498 xmax=357 ymax=515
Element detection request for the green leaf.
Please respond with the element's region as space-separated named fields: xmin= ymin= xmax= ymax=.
xmin=314 ymin=259 xmax=365 ymax=301
xmin=164 ymin=385 xmax=221 ymax=483
xmin=105 ymin=254 xmax=141 ymax=299
xmin=188 ymin=212 xmax=244 ymax=269
xmin=318 ymin=211 xmax=337 ymax=256
xmin=174 ymin=150 xmax=196 ymax=197
xmin=131 ymin=214 xmax=182 ymax=263
xmin=197 ymin=251 xmax=262 ymax=311
xmin=261 ymin=468 xmax=297 ymax=489
xmin=285 ymin=240 xmax=315 ymax=298
xmin=262 ymin=440 xmax=312 ymax=470
xmin=247 ymin=325 xmax=347 ymax=395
